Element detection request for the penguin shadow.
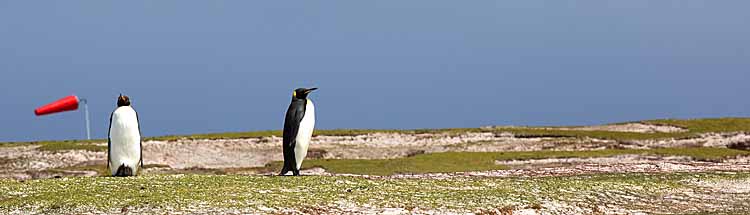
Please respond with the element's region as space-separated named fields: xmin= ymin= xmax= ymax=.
xmin=267 ymin=172 xmax=313 ymax=177
xmin=276 ymin=174 xmax=315 ymax=177
xmin=264 ymin=168 xmax=318 ymax=177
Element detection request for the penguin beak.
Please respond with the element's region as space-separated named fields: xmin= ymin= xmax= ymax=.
xmin=306 ymin=88 xmax=318 ymax=93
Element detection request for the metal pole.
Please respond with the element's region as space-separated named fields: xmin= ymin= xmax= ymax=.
xmin=82 ymin=99 xmax=91 ymax=140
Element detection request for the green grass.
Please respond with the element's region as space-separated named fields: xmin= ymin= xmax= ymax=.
xmin=486 ymin=118 xmax=750 ymax=141
xmin=54 ymin=165 xmax=110 ymax=176
xmin=0 ymin=172 xmax=747 ymax=213
xmin=36 ymin=141 xmax=107 ymax=152
xmin=170 ymin=117 xmax=750 ymax=141
xmin=479 ymin=117 xmax=750 ymax=141
xmin=645 ymin=118 xmax=750 ymax=133
xmin=0 ymin=140 xmax=108 ymax=152
xmin=279 ymin=147 xmax=750 ymax=176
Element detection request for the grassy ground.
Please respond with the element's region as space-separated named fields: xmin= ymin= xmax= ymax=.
xmin=2 ymin=118 xmax=749 ymax=151
xmin=156 ymin=117 xmax=750 ymax=141
xmin=0 ymin=172 xmax=747 ymax=214
xmin=0 ymin=140 xmax=106 ymax=152
xmin=51 ymin=147 xmax=750 ymax=177
xmin=296 ymin=147 xmax=750 ymax=176
xmin=2 ymin=118 xmax=749 ymax=213
xmin=493 ymin=117 xmax=750 ymax=140
xmin=191 ymin=117 xmax=750 ymax=141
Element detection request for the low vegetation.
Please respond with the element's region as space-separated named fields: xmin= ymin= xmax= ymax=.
xmin=1 ymin=118 xmax=748 ymax=213
xmin=295 ymin=147 xmax=750 ymax=176
xmin=2 ymin=118 xmax=749 ymax=151
xmin=36 ymin=141 xmax=107 ymax=152
xmin=0 ymin=140 xmax=107 ymax=152
xmin=0 ymin=172 xmax=747 ymax=214
xmin=49 ymin=147 xmax=748 ymax=177
xmin=492 ymin=117 xmax=750 ymax=141
xmin=645 ymin=118 xmax=750 ymax=133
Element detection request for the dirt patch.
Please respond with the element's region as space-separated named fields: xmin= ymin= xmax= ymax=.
xmin=405 ymin=149 xmax=426 ymax=157
xmin=729 ymin=140 xmax=750 ymax=150
xmin=306 ymin=148 xmax=328 ymax=159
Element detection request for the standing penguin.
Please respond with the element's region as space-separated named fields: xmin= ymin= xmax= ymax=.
xmin=280 ymin=88 xmax=317 ymax=176
xmin=108 ymin=94 xmax=143 ymax=177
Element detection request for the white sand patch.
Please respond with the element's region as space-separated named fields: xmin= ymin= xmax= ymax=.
xmin=0 ymin=146 xmax=104 ymax=170
xmin=561 ymin=123 xmax=686 ymax=133
xmin=143 ymin=132 xmax=546 ymax=168
xmin=487 ymin=123 xmax=687 ymax=133
xmin=496 ymin=155 xmax=693 ymax=166
xmin=2 ymin=131 xmax=749 ymax=180
xmin=631 ymin=132 xmax=750 ymax=148
xmin=144 ymin=138 xmax=280 ymax=169
xmin=690 ymin=178 xmax=750 ymax=194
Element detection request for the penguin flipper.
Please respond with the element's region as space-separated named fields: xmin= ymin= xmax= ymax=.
xmin=282 ymin=99 xmax=306 ymax=174
xmin=136 ymin=110 xmax=143 ymax=170
xmin=137 ymin=157 xmax=143 ymax=176
xmin=107 ymin=111 xmax=114 ymax=172
xmin=279 ymin=139 xmax=297 ymax=176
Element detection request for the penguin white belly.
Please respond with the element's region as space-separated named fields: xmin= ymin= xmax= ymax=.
xmin=109 ymin=106 xmax=141 ymax=175
xmin=294 ymin=100 xmax=315 ymax=170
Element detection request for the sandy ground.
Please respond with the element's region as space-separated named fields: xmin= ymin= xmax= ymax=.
xmin=131 ymin=131 xmax=750 ymax=169
xmin=486 ymin=123 xmax=687 ymax=133
xmin=554 ymin=123 xmax=687 ymax=133
xmin=2 ymin=131 xmax=750 ymax=180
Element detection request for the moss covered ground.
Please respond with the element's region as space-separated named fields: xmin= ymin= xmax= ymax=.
xmin=1 ymin=172 xmax=748 ymax=214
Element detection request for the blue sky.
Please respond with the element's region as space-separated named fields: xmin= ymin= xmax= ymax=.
xmin=1 ymin=1 xmax=748 ymax=141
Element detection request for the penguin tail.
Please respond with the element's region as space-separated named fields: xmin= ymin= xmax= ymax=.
xmin=114 ymin=164 xmax=135 ymax=177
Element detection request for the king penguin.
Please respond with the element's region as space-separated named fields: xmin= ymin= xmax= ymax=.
xmin=280 ymin=88 xmax=317 ymax=176
xmin=108 ymin=94 xmax=143 ymax=177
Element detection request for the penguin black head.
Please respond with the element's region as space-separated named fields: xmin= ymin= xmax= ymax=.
xmin=117 ymin=94 xmax=131 ymax=107
xmin=293 ymin=88 xmax=318 ymax=100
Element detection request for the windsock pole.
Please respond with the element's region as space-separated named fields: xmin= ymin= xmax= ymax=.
xmin=82 ymin=99 xmax=91 ymax=140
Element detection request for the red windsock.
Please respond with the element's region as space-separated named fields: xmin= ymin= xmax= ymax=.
xmin=34 ymin=95 xmax=80 ymax=116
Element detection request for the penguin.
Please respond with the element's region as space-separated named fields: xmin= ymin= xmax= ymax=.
xmin=279 ymin=87 xmax=317 ymax=176
xmin=108 ymin=94 xmax=143 ymax=177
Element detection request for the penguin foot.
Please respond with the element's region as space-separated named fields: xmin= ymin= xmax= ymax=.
xmin=279 ymin=167 xmax=289 ymax=176
xmin=114 ymin=164 xmax=135 ymax=177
